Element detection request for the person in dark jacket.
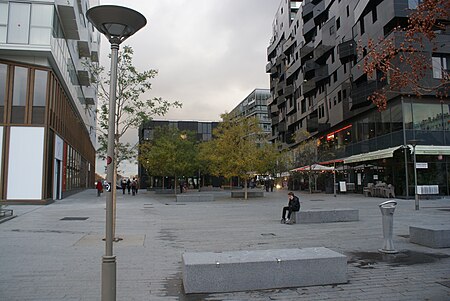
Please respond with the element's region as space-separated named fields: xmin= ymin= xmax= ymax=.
xmin=281 ymin=192 xmax=300 ymax=224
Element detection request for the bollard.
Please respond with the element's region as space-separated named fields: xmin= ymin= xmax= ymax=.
xmin=378 ymin=200 xmax=398 ymax=254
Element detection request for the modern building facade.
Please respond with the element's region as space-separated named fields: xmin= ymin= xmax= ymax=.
xmin=229 ymin=88 xmax=272 ymax=135
xmin=267 ymin=0 xmax=450 ymax=196
xmin=0 ymin=0 xmax=99 ymax=203
xmin=138 ymin=120 xmax=219 ymax=189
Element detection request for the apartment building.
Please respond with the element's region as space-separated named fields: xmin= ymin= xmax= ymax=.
xmin=0 ymin=0 xmax=99 ymax=203
xmin=267 ymin=0 xmax=450 ymax=196
xmin=229 ymin=88 xmax=272 ymax=135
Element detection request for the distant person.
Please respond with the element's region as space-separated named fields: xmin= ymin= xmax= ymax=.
xmin=121 ymin=178 xmax=127 ymax=194
xmin=127 ymin=178 xmax=131 ymax=194
xmin=96 ymin=180 xmax=103 ymax=197
xmin=281 ymin=192 xmax=300 ymax=224
xmin=131 ymin=178 xmax=137 ymax=196
xmin=270 ymin=179 xmax=274 ymax=192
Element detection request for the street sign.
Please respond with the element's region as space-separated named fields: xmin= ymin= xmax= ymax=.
xmin=105 ymin=182 xmax=111 ymax=192
xmin=416 ymin=163 xmax=428 ymax=169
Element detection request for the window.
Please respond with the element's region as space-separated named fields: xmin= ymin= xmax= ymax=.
xmin=336 ymin=17 xmax=340 ymax=30
xmin=338 ymin=91 xmax=342 ymax=103
xmin=360 ymin=18 xmax=365 ymax=35
xmin=11 ymin=66 xmax=28 ymax=123
xmin=32 ymin=70 xmax=48 ymax=124
xmin=330 ymin=25 xmax=335 ymax=35
xmin=0 ymin=64 xmax=6 ymax=122
xmin=331 ymin=50 xmax=335 ymax=63
xmin=372 ymin=7 xmax=378 ymax=23
xmin=30 ymin=4 xmax=53 ymax=45
xmin=408 ymin=0 xmax=420 ymax=9
xmin=346 ymin=5 xmax=349 ymax=17
xmin=333 ymin=71 xmax=338 ymax=82
xmin=432 ymin=54 xmax=448 ymax=79
xmin=333 ymin=96 xmax=337 ymax=106
xmin=0 ymin=3 xmax=8 ymax=43
xmin=343 ymin=89 xmax=347 ymax=99
xmin=343 ymin=62 xmax=347 ymax=74
xmin=7 ymin=2 xmax=31 ymax=44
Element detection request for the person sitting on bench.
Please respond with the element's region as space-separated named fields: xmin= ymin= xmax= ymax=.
xmin=281 ymin=192 xmax=300 ymax=224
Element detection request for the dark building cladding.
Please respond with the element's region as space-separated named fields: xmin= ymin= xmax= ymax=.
xmin=267 ymin=0 xmax=450 ymax=196
xmin=138 ymin=120 xmax=219 ymax=189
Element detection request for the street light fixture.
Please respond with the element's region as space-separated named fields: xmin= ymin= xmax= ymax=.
xmin=408 ymin=139 xmax=421 ymax=211
xmin=86 ymin=5 xmax=146 ymax=301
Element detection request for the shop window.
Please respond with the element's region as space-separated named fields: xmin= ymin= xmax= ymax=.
xmin=32 ymin=69 xmax=48 ymax=124
xmin=432 ymin=54 xmax=448 ymax=79
xmin=0 ymin=64 xmax=6 ymax=123
xmin=412 ymin=103 xmax=444 ymax=130
xmin=11 ymin=66 xmax=28 ymax=124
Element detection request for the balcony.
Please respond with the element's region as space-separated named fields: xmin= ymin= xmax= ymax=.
xmin=302 ymin=2 xmax=314 ymax=18
xmin=313 ymin=0 xmax=326 ymax=20
xmin=314 ymin=65 xmax=329 ymax=83
xmin=77 ymin=41 xmax=90 ymax=58
xmin=91 ymin=51 xmax=99 ymax=63
xmin=350 ymin=80 xmax=378 ymax=110
xmin=82 ymin=86 xmax=95 ymax=105
xmin=283 ymin=37 xmax=296 ymax=53
xmin=77 ymin=70 xmax=90 ymax=86
xmin=300 ymin=43 xmax=314 ymax=61
xmin=286 ymin=59 xmax=302 ymax=79
xmin=304 ymin=59 xmax=319 ymax=73
xmin=338 ymin=40 xmax=356 ymax=63
xmin=307 ymin=116 xmax=319 ymax=133
xmin=56 ymin=1 xmax=80 ymax=40
xmin=285 ymin=84 xmax=294 ymax=96
xmin=302 ymin=79 xmax=316 ymax=95
xmin=266 ymin=61 xmax=273 ymax=73
xmin=314 ymin=44 xmax=333 ymax=62
xmin=302 ymin=18 xmax=316 ymax=36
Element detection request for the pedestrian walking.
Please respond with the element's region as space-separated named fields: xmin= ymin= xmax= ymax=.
xmin=127 ymin=178 xmax=131 ymax=194
xmin=96 ymin=180 xmax=103 ymax=197
xmin=121 ymin=178 xmax=127 ymax=194
xmin=131 ymin=178 xmax=137 ymax=196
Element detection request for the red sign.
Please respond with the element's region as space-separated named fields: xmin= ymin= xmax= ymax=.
xmin=107 ymin=156 xmax=112 ymax=165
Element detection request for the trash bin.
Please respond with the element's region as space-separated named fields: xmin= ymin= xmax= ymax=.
xmin=378 ymin=200 xmax=398 ymax=254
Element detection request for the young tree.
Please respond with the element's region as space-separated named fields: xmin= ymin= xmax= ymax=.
xmin=139 ymin=127 xmax=198 ymax=194
xmin=200 ymin=114 xmax=279 ymax=199
xmin=90 ymin=46 xmax=182 ymax=170
xmin=294 ymin=130 xmax=318 ymax=193
xmin=360 ymin=0 xmax=450 ymax=110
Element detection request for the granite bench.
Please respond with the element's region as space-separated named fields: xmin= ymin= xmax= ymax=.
xmin=292 ymin=209 xmax=359 ymax=224
xmin=409 ymin=224 xmax=450 ymax=248
xmin=231 ymin=191 xmax=264 ymax=198
xmin=176 ymin=194 xmax=215 ymax=202
xmin=182 ymin=247 xmax=347 ymax=294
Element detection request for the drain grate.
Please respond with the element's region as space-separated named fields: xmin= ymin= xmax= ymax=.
xmin=261 ymin=233 xmax=276 ymax=236
xmin=60 ymin=217 xmax=89 ymax=221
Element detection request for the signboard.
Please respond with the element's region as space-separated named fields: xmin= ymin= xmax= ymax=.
xmin=339 ymin=181 xmax=346 ymax=192
xmin=105 ymin=182 xmax=111 ymax=192
xmin=357 ymin=173 xmax=362 ymax=185
xmin=416 ymin=162 xmax=428 ymax=169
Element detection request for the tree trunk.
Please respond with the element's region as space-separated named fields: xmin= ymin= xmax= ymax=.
xmin=174 ymin=175 xmax=178 ymax=197
xmin=244 ymin=178 xmax=248 ymax=200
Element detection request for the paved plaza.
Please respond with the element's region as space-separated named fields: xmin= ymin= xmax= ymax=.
xmin=0 ymin=188 xmax=449 ymax=300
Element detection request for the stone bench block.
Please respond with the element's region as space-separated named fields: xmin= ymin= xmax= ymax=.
xmin=176 ymin=194 xmax=215 ymax=202
xmin=231 ymin=191 xmax=264 ymax=198
xmin=409 ymin=224 xmax=450 ymax=248
xmin=294 ymin=209 xmax=359 ymax=224
xmin=182 ymin=247 xmax=347 ymax=294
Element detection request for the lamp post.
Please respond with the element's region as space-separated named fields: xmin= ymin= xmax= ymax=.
xmin=408 ymin=139 xmax=420 ymax=210
xmin=86 ymin=5 xmax=146 ymax=301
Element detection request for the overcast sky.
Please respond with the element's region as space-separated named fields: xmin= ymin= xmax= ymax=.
xmin=96 ymin=0 xmax=280 ymax=177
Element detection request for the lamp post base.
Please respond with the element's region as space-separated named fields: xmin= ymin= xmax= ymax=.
xmin=101 ymin=255 xmax=116 ymax=301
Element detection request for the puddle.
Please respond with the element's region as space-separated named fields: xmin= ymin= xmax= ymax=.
xmin=347 ymin=250 xmax=450 ymax=268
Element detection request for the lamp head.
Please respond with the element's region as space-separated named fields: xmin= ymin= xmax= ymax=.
xmin=86 ymin=5 xmax=147 ymax=44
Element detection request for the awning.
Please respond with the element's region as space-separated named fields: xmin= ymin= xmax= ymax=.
xmin=291 ymin=164 xmax=335 ymax=172
xmin=414 ymin=145 xmax=450 ymax=155
xmin=344 ymin=146 xmax=401 ymax=164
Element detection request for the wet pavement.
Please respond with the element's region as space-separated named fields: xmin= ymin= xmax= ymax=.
xmin=0 ymin=188 xmax=449 ymax=300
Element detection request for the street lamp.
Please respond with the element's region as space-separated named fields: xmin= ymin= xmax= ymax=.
xmin=86 ymin=5 xmax=146 ymax=301
xmin=408 ymin=139 xmax=421 ymax=210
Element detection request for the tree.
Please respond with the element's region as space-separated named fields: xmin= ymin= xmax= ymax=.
xmin=89 ymin=46 xmax=182 ymax=170
xmin=293 ymin=130 xmax=318 ymax=193
xmin=360 ymin=0 xmax=450 ymax=110
xmin=139 ymin=127 xmax=198 ymax=194
xmin=200 ymin=114 xmax=279 ymax=199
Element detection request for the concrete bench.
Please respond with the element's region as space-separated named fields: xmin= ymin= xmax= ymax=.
xmin=293 ymin=209 xmax=359 ymax=224
xmin=176 ymin=194 xmax=214 ymax=202
xmin=182 ymin=247 xmax=347 ymax=294
xmin=231 ymin=191 xmax=264 ymax=198
xmin=409 ymin=225 xmax=450 ymax=248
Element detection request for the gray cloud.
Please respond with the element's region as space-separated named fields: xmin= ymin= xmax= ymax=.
xmin=96 ymin=0 xmax=279 ymax=176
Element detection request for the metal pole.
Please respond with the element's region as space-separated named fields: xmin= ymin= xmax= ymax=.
xmin=333 ymin=162 xmax=336 ymax=197
xmin=413 ymin=145 xmax=419 ymax=210
xmin=102 ymin=40 xmax=119 ymax=301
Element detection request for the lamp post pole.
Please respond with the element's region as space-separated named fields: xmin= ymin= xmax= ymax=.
xmin=86 ymin=6 xmax=146 ymax=301
xmin=408 ymin=139 xmax=420 ymax=210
